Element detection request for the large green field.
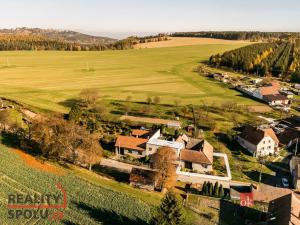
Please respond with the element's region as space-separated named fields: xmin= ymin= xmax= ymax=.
xmin=0 ymin=43 xmax=256 ymax=113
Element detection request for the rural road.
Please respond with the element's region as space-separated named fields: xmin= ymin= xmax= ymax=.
xmin=100 ymin=158 xmax=150 ymax=173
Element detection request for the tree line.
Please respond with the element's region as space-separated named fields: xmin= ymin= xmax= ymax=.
xmin=172 ymin=31 xmax=300 ymax=41
xmin=209 ymin=41 xmax=300 ymax=80
xmin=0 ymin=109 xmax=102 ymax=171
xmin=0 ymin=34 xmax=133 ymax=51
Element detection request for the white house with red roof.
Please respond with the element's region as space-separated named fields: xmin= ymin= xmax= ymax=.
xmin=237 ymin=125 xmax=279 ymax=157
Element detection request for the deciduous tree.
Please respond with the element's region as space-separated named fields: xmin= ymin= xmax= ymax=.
xmin=153 ymin=96 xmax=161 ymax=105
xmin=0 ymin=110 xmax=10 ymax=131
xmin=152 ymin=147 xmax=177 ymax=191
xmin=79 ymin=88 xmax=100 ymax=106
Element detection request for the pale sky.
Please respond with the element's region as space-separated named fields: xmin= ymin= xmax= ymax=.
xmin=1 ymin=0 xmax=299 ymax=38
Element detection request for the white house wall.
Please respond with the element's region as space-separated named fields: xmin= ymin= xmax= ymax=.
xmin=237 ymin=136 xmax=276 ymax=157
xmin=256 ymin=137 xmax=276 ymax=156
xmin=179 ymin=160 xmax=212 ymax=173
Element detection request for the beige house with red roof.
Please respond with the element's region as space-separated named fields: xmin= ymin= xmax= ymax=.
xmin=178 ymin=137 xmax=214 ymax=172
xmin=237 ymin=125 xmax=279 ymax=157
xmin=115 ymin=135 xmax=148 ymax=158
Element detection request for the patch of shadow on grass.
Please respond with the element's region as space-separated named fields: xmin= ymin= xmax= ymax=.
xmin=219 ymin=199 xmax=265 ymax=225
xmin=244 ymin=170 xmax=274 ymax=184
xmin=110 ymin=101 xmax=123 ymax=107
xmin=58 ymin=98 xmax=81 ymax=108
xmin=73 ymin=201 xmax=148 ymax=225
xmin=62 ymin=221 xmax=79 ymax=225
xmin=214 ymin=132 xmax=253 ymax=157
xmin=1 ymin=131 xmax=20 ymax=148
xmin=110 ymin=110 xmax=124 ymax=115
xmin=92 ymin=164 xmax=130 ymax=183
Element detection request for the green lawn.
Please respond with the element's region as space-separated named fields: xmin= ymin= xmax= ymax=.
xmin=0 ymin=43 xmax=256 ymax=113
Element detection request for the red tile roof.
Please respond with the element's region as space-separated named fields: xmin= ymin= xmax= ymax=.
xmin=259 ymin=82 xmax=280 ymax=96
xmin=131 ymin=129 xmax=150 ymax=137
xmin=202 ymin=140 xmax=214 ymax=163
xmin=240 ymin=125 xmax=279 ymax=145
xmin=178 ymin=137 xmax=214 ymax=165
xmin=115 ymin=135 xmax=147 ymax=152
xmin=264 ymin=128 xmax=279 ymax=144
xmin=180 ymin=149 xmax=212 ymax=165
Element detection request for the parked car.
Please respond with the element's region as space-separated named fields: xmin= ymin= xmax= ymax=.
xmin=282 ymin=178 xmax=289 ymax=188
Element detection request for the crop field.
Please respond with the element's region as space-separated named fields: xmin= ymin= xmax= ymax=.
xmin=0 ymin=42 xmax=257 ymax=113
xmin=0 ymin=144 xmax=156 ymax=225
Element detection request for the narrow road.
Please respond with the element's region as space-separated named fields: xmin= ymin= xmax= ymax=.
xmin=100 ymin=158 xmax=150 ymax=173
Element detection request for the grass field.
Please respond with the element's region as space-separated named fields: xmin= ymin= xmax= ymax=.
xmin=0 ymin=42 xmax=257 ymax=113
xmin=134 ymin=37 xmax=252 ymax=49
xmin=0 ymin=143 xmax=155 ymax=224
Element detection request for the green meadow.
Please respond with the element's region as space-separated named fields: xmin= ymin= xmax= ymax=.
xmin=0 ymin=43 xmax=256 ymax=113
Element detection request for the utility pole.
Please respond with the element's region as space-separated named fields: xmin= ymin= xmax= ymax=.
xmin=258 ymin=157 xmax=265 ymax=183
xmin=259 ymin=162 xmax=263 ymax=183
xmin=189 ymin=104 xmax=197 ymax=138
xmin=295 ymin=138 xmax=299 ymax=156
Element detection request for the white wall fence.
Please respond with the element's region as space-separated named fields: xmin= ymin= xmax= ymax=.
xmin=176 ymin=152 xmax=232 ymax=184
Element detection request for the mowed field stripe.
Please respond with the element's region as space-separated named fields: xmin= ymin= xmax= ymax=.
xmin=0 ymin=43 xmax=257 ymax=112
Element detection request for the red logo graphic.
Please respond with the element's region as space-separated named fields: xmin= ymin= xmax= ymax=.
xmin=240 ymin=192 xmax=254 ymax=207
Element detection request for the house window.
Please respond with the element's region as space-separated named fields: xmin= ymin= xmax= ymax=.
xmin=149 ymin=148 xmax=152 ymax=152
xmin=268 ymin=146 xmax=271 ymax=149
xmin=138 ymin=152 xmax=142 ymax=155
xmin=261 ymin=147 xmax=264 ymax=150
xmin=263 ymin=141 xmax=265 ymax=144
xmin=128 ymin=150 xmax=132 ymax=154
xmin=268 ymin=140 xmax=271 ymax=143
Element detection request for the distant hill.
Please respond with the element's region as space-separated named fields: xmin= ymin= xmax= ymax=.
xmin=0 ymin=28 xmax=137 ymax=51
xmin=0 ymin=27 xmax=116 ymax=45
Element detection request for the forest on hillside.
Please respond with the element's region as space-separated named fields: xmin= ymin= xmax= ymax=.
xmin=129 ymin=34 xmax=169 ymax=45
xmin=0 ymin=28 xmax=169 ymax=51
xmin=0 ymin=34 xmax=134 ymax=51
xmin=208 ymin=40 xmax=300 ymax=82
xmin=172 ymin=31 xmax=300 ymax=41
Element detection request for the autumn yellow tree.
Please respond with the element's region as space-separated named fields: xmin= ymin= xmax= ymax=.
xmin=152 ymin=147 xmax=177 ymax=192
